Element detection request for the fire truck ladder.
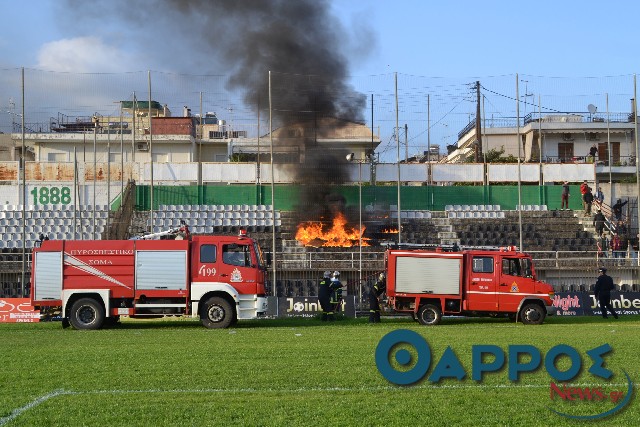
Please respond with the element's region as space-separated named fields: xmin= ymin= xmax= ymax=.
xmin=132 ymin=220 xmax=190 ymax=240
xmin=389 ymin=243 xmax=517 ymax=252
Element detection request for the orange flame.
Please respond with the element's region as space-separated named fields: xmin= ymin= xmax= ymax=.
xmin=296 ymin=212 xmax=369 ymax=247
xmin=381 ymin=228 xmax=399 ymax=234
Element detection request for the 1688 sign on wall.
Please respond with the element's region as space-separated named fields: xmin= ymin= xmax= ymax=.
xmin=29 ymin=186 xmax=73 ymax=205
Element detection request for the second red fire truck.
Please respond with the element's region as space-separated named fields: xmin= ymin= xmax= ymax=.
xmin=384 ymin=245 xmax=556 ymax=325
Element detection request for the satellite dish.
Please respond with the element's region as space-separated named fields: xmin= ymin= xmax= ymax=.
xmin=588 ymin=104 xmax=597 ymax=114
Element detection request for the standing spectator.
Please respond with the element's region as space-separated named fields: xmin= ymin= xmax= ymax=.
xmin=594 ymin=267 xmax=618 ymax=319
xmin=597 ymin=233 xmax=609 ymax=258
xmin=588 ymin=144 xmax=598 ymax=162
xmin=615 ymin=220 xmax=627 ymax=236
xmin=580 ymin=180 xmax=589 ymax=211
xmin=612 ymin=199 xmax=628 ymax=221
xmin=560 ymin=181 xmax=570 ymax=210
xmin=583 ymin=187 xmax=594 ymax=215
xmin=593 ymin=209 xmax=606 ymax=237
xmin=611 ymin=233 xmax=623 ymax=259
xmin=594 ymin=186 xmax=604 ymax=207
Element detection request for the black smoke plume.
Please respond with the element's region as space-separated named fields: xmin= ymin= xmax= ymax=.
xmin=64 ymin=0 xmax=373 ymax=223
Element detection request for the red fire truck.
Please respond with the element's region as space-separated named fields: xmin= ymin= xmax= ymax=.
xmin=30 ymin=228 xmax=268 ymax=330
xmin=385 ymin=245 xmax=556 ymax=325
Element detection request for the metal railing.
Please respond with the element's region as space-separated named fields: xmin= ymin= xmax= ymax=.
xmin=3 ymin=249 xmax=638 ymax=300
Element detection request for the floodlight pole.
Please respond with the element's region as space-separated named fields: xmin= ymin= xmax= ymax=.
xmin=93 ymin=117 xmax=97 ymax=239
xmin=395 ymin=72 xmax=401 ymax=244
xmin=633 ymin=75 xmax=639 ymax=267
xmin=516 ymin=74 xmax=523 ymax=251
xmin=20 ymin=67 xmax=26 ymax=294
xmin=269 ymin=71 xmax=277 ymax=296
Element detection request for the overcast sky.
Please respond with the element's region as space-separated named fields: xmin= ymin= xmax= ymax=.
xmin=2 ymin=0 xmax=639 ymax=76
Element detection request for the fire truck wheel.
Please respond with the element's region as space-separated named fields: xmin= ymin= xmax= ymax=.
xmin=519 ymin=303 xmax=545 ymax=325
xmin=201 ymin=297 xmax=234 ymax=329
xmin=68 ymin=298 xmax=105 ymax=330
xmin=417 ymin=304 xmax=442 ymax=326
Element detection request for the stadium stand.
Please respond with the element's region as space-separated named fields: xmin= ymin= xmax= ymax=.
xmin=0 ymin=204 xmax=110 ymax=248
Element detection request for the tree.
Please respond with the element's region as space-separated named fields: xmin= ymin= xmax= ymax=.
xmin=483 ymin=146 xmax=518 ymax=163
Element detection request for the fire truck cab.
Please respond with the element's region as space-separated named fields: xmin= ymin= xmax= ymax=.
xmin=385 ymin=245 xmax=555 ymax=325
xmin=30 ymin=231 xmax=268 ymax=329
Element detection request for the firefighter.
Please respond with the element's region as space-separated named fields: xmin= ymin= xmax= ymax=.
xmin=369 ymin=273 xmax=386 ymax=323
xmin=594 ymin=267 xmax=618 ymax=319
xmin=318 ymin=271 xmax=333 ymax=321
xmin=329 ymin=271 xmax=344 ymax=321
xmin=176 ymin=220 xmax=191 ymax=240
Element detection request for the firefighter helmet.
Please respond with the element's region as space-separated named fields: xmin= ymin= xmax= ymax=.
xmin=379 ymin=272 xmax=385 ymax=281
xmin=333 ymin=271 xmax=340 ymax=278
xmin=323 ymin=271 xmax=331 ymax=278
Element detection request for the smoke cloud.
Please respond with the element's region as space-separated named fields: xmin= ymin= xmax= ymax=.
xmin=63 ymin=0 xmax=374 ymax=221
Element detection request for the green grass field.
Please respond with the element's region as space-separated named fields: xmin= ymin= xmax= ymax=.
xmin=1 ymin=315 xmax=638 ymax=426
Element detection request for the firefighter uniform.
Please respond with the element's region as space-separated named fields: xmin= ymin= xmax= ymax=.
xmin=318 ymin=271 xmax=333 ymax=321
xmin=594 ymin=267 xmax=618 ymax=319
xmin=328 ymin=271 xmax=344 ymax=320
xmin=369 ymin=273 xmax=386 ymax=323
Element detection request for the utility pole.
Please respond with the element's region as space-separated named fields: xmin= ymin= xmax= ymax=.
xmin=475 ymin=81 xmax=483 ymax=163
xmin=404 ymin=124 xmax=408 ymax=162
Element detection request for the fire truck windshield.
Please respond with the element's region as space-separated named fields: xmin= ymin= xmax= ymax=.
xmin=502 ymin=257 xmax=534 ymax=279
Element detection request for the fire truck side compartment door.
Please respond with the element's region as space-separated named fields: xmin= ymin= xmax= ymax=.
xmin=135 ymin=250 xmax=187 ymax=290
xmin=395 ymin=256 xmax=461 ymax=294
xmin=33 ymin=251 xmax=63 ymax=301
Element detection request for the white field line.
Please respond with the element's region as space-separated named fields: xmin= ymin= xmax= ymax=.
xmin=2 ymin=381 xmax=635 ymax=425
xmin=0 ymin=389 xmax=68 ymax=426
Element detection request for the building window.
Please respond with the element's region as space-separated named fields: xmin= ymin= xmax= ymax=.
xmin=558 ymin=143 xmax=573 ymax=162
xmin=47 ymin=152 xmax=67 ymax=162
